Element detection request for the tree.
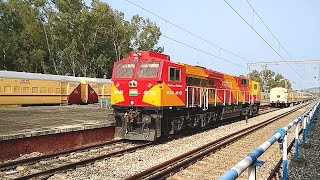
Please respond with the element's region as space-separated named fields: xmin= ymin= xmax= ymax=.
xmin=248 ymin=70 xmax=261 ymax=82
xmin=0 ymin=0 xmax=163 ymax=78
xmin=130 ymin=15 xmax=163 ymax=53
xmin=248 ymin=69 xmax=292 ymax=92
xmin=0 ymin=0 xmax=49 ymax=73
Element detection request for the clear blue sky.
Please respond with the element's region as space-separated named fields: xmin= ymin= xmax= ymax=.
xmin=88 ymin=0 xmax=320 ymax=90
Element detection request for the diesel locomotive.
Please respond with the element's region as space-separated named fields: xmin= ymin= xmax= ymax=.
xmin=111 ymin=51 xmax=260 ymax=141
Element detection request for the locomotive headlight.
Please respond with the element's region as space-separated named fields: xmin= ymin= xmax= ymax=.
xmin=157 ymin=81 xmax=163 ymax=88
xmin=128 ymin=81 xmax=133 ymax=87
xmin=147 ymin=83 xmax=152 ymax=88
xmin=130 ymin=100 xmax=134 ymax=105
xmin=133 ymin=81 xmax=137 ymax=87
xmin=116 ymin=83 xmax=120 ymax=87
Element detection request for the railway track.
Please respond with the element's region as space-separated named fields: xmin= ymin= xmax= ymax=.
xmin=0 ymin=105 xmax=295 ymax=179
xmin=125 ymin=102 xmax=311 ymax=180
xmin=0 ymin=140 xmax=151 ymax=179
xmin=258 ymin=106 xmax=280 ymax=115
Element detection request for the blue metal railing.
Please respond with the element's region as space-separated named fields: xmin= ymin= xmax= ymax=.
xmin=219 ymin=101 xmax=320 ymax=180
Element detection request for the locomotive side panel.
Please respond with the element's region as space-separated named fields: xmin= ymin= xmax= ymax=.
xmin=156 ymin=61 xmax=186 ymax=107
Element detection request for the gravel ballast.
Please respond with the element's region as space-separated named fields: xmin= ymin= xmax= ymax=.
xmin=48 ymin=104 xmax=313 ymax=180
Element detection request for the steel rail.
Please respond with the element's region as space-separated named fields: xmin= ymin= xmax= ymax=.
xmin=258 ymin=107 xmax=279 ymax=115
xmin=0 ymin=139 xmax=124 ymax=170
xmin=126 ymin=103 xmax=309 ymax=180
xmin=12 ymin=142 xmax=152 ymax=180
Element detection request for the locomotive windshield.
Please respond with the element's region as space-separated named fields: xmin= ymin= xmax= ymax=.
xmin=137 ymin=62 xmax=160 ymax=78
xmin=114 ymin=63 xmax=135 ymax=78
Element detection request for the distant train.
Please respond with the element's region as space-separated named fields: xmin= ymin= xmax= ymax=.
xmin=269 ymin=87 xmax=313 ymax=108
xmin=0 ymin=71 xmax=112 ymax=105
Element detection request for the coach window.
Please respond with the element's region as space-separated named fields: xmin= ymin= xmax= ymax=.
xmin=169 ymin=67 xmax=181 ymax=81
xmin=254 ymin=84 xmax=258 ymax=90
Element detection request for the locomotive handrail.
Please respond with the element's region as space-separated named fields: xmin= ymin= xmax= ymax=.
xmin=219 ymin=101 xmax=320 ymax=180
xmin=186 ymin=86 xmax=252 ymax=108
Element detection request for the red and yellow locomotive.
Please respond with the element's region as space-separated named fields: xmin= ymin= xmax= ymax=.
xmin=111 ymin=51 xmax=260 ymax=141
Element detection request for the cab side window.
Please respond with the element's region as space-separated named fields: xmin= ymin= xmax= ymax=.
xmin=169 ymin=67 xmax=181 ymax=81
xmin=241 ymin=79 xmax=249 ymax=86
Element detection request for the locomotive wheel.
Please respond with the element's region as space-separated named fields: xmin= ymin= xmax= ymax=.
xmin=141 ymin=123 xmax=151 ymax=140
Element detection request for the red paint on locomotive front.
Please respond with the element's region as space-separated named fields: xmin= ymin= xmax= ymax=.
xmin=111 ymin=51 xmax=186 ymax=107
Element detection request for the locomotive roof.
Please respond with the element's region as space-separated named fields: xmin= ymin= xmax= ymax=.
xmin=179 ymin=63 xmax=248 ymax=80
xmin=117 ymin=51 xmax=253 ymax=81
xmin=0 ymin=70 xmax=112 ymax=83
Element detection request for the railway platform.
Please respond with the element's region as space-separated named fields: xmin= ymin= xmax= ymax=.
xmin=0 ymin=105 xmax=115 ymax=161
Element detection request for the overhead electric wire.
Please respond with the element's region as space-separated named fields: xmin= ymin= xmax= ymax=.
xmin=162 ymin=35 xmax=246 ymax=68
xmin=124 ymin=0 xmax=251 ymax=63
xmin=223 ymin=0 xmax=304 ymax=80
xmin=244 ymin=0 xmax=293 ymax=60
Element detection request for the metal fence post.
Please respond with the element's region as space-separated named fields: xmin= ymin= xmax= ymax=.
xmin=302 ymin=115 xmax=307 ymax=144
xmin=309 ymin=109 xmax=314 ymax=130
xmin=247 ymin=160 xmax=265 ymax=180
xmin=282 ymin=132 xmax=288 ymax=180
xmin=294 ymin=117 xmax=301 ymax=160
xmin=248 ymin=165 xmax=256 ymax=180
xmin=305 ymin=114 xmax=310 ymax=139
